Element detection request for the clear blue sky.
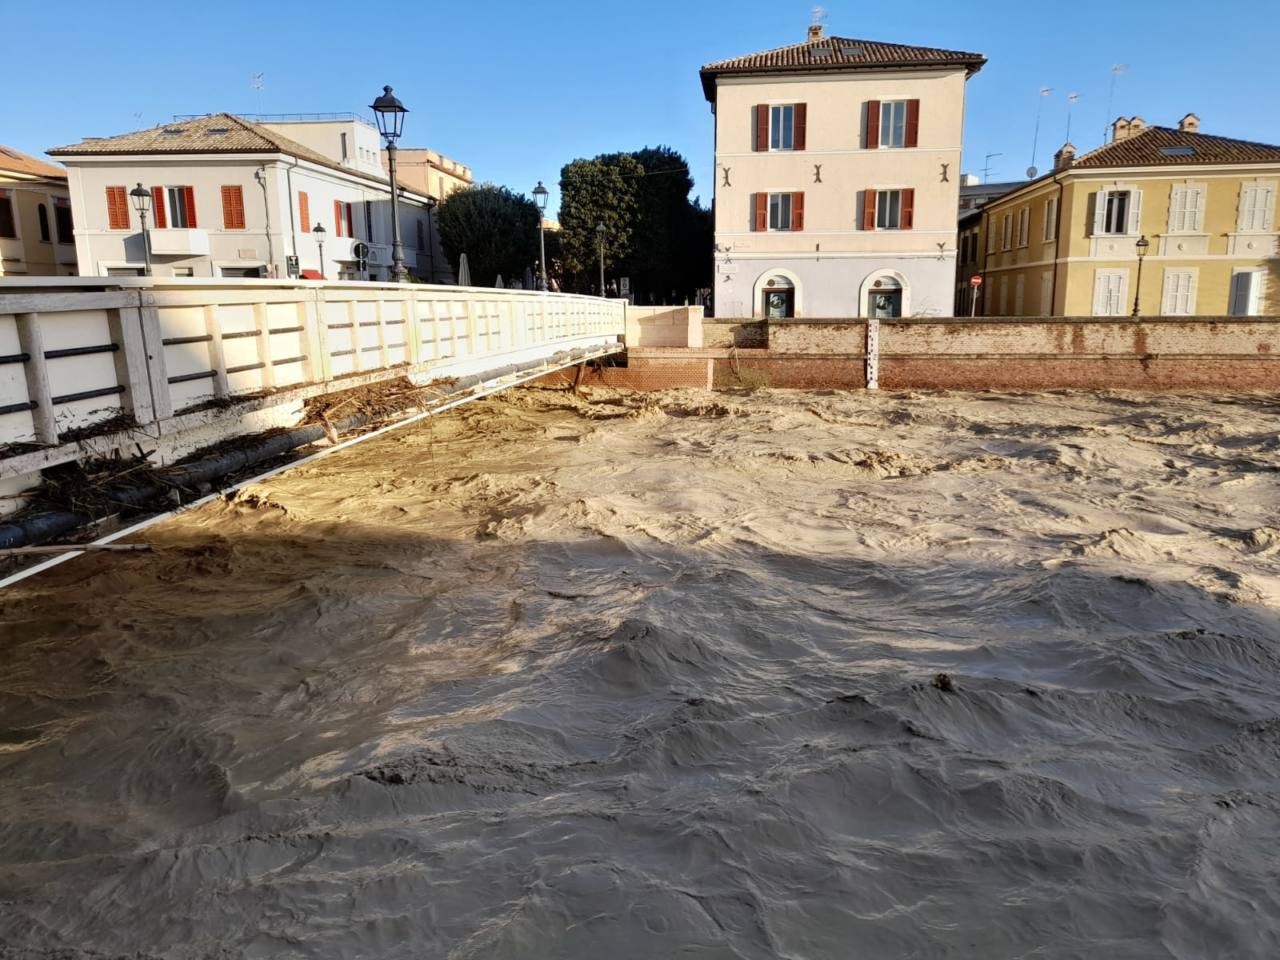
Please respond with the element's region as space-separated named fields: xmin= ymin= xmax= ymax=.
xmin=6 ymin=0 xmax=1278 ymax=215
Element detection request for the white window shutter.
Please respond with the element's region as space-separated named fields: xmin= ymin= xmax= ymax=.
xmin=1229 ymin=272 xmax=1255 ymax=316
xmin=1190 ymin=187 xmax=1204 ymax=232
xmin=1161 ymin=271 xmax=1177 ymax=314
xmin=1092 ymin=190 xmax=1107 ymax=235
xmin=1184 ymin=271 xmax=1197 ymax=314
xmin=1127 ymin=189 xmax=1143 ymax=235
xmin=1169 ymin=186 xmax=1186 ymax=233
xmin=1263 ymin=185 xmax=1275 ymax=232
xmin=1093 ymin=271 xmax=1110 ymax=314
xmin=1238 ymin=186 xmax=1253 ymax=232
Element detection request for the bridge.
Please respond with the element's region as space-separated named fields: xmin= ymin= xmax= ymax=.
xmin=0 ymin=278 xmax=625 ymax=549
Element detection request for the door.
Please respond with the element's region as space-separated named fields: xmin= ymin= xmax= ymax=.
xmin=763 ymin=289 xmax=794 ymax=318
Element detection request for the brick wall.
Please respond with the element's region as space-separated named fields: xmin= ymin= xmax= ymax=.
xmin=702 ymin=320 xmax=767 ymax=349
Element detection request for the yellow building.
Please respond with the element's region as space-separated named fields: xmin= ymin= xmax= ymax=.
xmin=387 ymin=148 xmax=473 ymax=201
xmin=969 ymin=115 xmax=1278 ymax=317
xmin=0 ymin=145 xmax=78 ymax=276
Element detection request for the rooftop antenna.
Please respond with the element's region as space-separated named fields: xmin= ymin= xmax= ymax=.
xmin=1065 ymin=92 xmax=1079 ymax=143
xmin=811 ymin=5 xmax=827 ymax=27
xmin=981 ymin=152 xmax=1003 ymax=184
xmin=1104 ymin=64 xmax=1129 ymax=142
xmin=1028 ymin=86 xmax=1053 ymax=178
xmin=250 ymin=72 xmax=265 ymax=112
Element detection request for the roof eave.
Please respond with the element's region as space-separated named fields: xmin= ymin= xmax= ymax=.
xmin=700 ymin=57 xmax=986 ymax=102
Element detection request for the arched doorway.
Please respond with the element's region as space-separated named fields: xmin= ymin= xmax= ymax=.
xmin=860 ymin=271 xmax=908 ymax=318
xmin=755 ymin=271 xmax=799 ymax=318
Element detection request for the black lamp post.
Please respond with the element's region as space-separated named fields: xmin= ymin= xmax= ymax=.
xmin=1131 ymin=234 xmax=1150 ymax=317
xmin=371 ymin=85 xmax=409 ymax=283
xmin=595 ymin=222 xmax=606 ymax=296
xmin=129 ymin=182 xmax=153 ymax=276
xmin=533 ymin=180 xmax=549 ymax=291
xmin=313 ymin=222 xmax=327 ymax=279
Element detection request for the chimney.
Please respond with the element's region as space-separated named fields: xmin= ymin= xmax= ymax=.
xmin=1179 ymin=112 xmax=1200 ymax=133
xmin=808 ymin=23 xmax=824 ymax=41
xmin=1054 ymin=143 xmax=1077 ymax=171
xmin=1127 ymin=116 xmax=1146 ymax=135
xmin=1111 ymin=117 xmax=1131 ymax=142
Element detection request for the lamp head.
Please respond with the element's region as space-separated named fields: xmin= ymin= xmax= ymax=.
xmin=129 ymin=182 xmax=151 ymax=214
xmin=532 ymin=180 xmax=549 ymax=212
xmin=370 ymin=85 xmax=408 ymax=142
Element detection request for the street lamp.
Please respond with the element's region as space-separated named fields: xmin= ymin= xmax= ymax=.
xmin=595 ymin=222 xmax=606 ymax=296
xmin=129 ymin=182 xmax=153 ymax=276
xmin=533 ymin=180 xmax=549 ymax=291
xmin=371 ymin=85 xmax=409 ymax=283
xmin=313 ymin=222 xmax=327 ymax=280
xmin=1131 ymin=234 xmax=1150 ymax=317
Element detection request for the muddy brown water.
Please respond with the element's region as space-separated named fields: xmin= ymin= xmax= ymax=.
xmin=2 ymin=387 xmax=1280 ymax=959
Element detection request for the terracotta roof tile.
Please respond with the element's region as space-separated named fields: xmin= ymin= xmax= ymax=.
xmin=1073 ymin=125 xmax=1280 ymax=167
xmin=0 ymin=144 xmax=67 ymax=181
xmin=47 ymin=113 xmax=429 ymax=197
xmin=701 ymin=35 xmax=985 ymax=100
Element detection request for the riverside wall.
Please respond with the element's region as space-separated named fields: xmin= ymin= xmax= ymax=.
xmin=543 ymin=314 xmax=1280 ymax=392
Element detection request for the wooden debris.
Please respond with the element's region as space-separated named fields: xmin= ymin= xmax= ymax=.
xmin=0 ymin=543 xmax=153 ymax=557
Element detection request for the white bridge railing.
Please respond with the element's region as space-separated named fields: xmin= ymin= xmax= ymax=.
xmin=0 ymin=278 xmax=625 ymax=459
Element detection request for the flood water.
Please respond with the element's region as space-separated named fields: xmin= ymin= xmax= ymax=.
xmin=2 ymin=386 xmax=1280 ymax=959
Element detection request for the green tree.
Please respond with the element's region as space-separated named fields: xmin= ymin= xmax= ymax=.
xmin=558 ymin=153 xmax=643 ymax=292
xmin=435 ymin=184 xmax=540 ymax=287
xmin=558 ymin=147 xmax=711 ymax=302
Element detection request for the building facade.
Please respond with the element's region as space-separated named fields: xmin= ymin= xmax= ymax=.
xmin=700 ymin=24 xmax=985 ymax=318
xmin=390 ymin=148 xmax=473 ymax=202
xmin=0 ymin=145 xmax=78 ymax=277
xmin=49 ymin=114 xmax=457 ymax=283
xmin=970 ymin=115 xmax=1279 ymax=317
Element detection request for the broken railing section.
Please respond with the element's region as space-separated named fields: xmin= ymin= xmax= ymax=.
xmin=0 ymin=279 xmax=625 ymax=463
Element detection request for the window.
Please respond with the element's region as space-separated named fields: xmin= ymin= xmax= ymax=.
xmin=1238 ymin=182 xmax=1276 ymax=232
xmin=106 ymin=185 xmax=130 ymax=229
xmin=299 ymin=191 xmax=311 ymax=232
xmin=1014 ymin=275 xmax=1025 ymax=314
xmin=1092 ymin=269 xmax=1128 ymax=315
xmin=0 ymin=190 xmax=15 ymax=238
xmin=220 ymin=185 xmax=245 ymax=230
xmin=1040 ymin=271 xmax=1053 ymax=316
xmin=335 ymin=200 xmax=354 ymax=237
xmin=340 ymin=132 xmax=349 ymax=162
xmin=998 ymin=276 xmax=1008 ymax=314
xmin=37 ymin=204 xmax=50 ymax=242
xmin=862 ymin=189 xmax=913 ymax=231
xmin=771 ymin=105 xmax=795 ymax=150
xmin=986 ymin=219 xmax=996 ymax=254
xmin=1168 ymin=184 xmax=1205 ymax=233
xmin=1229 ymin=271 xmax=1261 ymax=316
xmin=1043 ymin=197 xmax=1058 ymax=242
xmin=876 ymin=190 xmax=899 ymax=229
xmin=164 ymin=186 xmax=196 ymax=228
xmin=1017 ymin=207 xmax=1030 ymax=247
xmin=754 ymin=103 xmax=806 ymax=152
xmin=880 ymin=100 xmax=907 ymax=148
xmin=769 ymin=193 xmax=793 ymax=230
xmin=364 ymin=201 xmax=373 ymax=242
xmin=1161 ymin=269 xmax=1197 ymax=315
xmin=54 ymin=199 xmax=73 ymax=244
xmin=1001 ymin=213 xmax=1012 ymax=250
xmin=1096 ymin=189 xmax=1137 ymax=235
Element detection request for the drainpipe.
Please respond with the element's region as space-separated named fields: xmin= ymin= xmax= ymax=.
xmin=284 ymin=156 xmax=301 ymax=272
xmin=1050 ymin=173 xmax=1066 ymax=316
xmin=254 ymin=167 xmax=276 ymax=277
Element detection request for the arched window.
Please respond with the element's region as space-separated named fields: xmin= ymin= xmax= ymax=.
xmin=37 ymin=204 xmax=50 ymax=242
xmin=762 ymin=275 xmax=795 ymax=318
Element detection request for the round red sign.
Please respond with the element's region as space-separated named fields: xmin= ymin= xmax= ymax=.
xmin=970 ymin=275 xmax=983 ymax=287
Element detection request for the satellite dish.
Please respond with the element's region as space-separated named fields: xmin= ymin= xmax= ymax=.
xmin=1026 ymin=166 xmax=1038 ymax=178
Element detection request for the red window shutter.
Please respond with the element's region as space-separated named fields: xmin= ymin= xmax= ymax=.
xmin=791 ymin=192 xmax=805 ymax=231
xmin=905 ymin=100 xmax=920 ymax=148
xmin=754 ymin=104 xmax=769 ymax=152
xmin=862 ymin=189 xmax=877 ymax=231
xmin=345 ymin=203 xmax=354 ymax=239
xmin=901 ymin=188 xmax=915 ymax=229
xmin=221 ymin=186 xmax=245 ymax=229
xmin=183 ymin=186 xmax=197 ymax=228
xmin=334 ymin=200 xmax=343 ymax=237
xmin=299 ymin=192 xmax=310 ymax=231
xmin=151 ymin=187 xmax=167 ymax=228
xmin=865 ymin=100 xmax=881 ymax=149
xmin=794 ymin=103 xmax=807 ymax=151
xmin=106 ymin=186 xmax=129 ymax=229
xmin=752 ymin=193 xmax=767 ymax=232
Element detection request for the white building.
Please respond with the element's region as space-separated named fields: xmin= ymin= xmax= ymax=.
xmin=49 ymin=113 xmax=457 ymax=282
xmin=700 ymin=24 xmax=986 ymax=318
